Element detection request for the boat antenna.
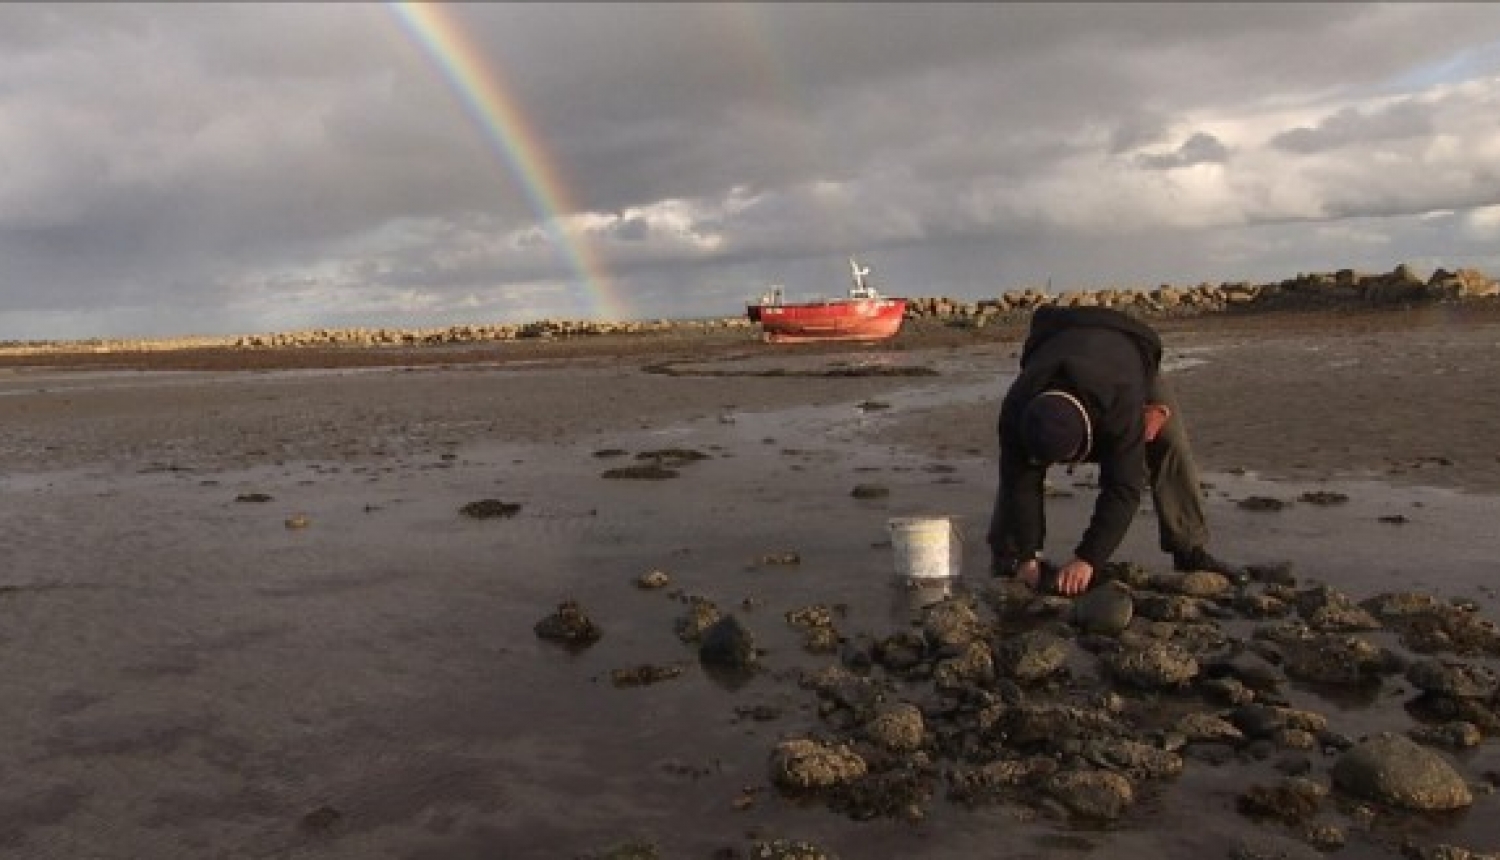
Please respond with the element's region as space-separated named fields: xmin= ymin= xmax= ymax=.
xmin=849 ymin=256 xmax=871 ymax=291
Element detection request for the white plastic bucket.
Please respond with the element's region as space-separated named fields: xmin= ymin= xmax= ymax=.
xmin=887 ymin=516 xmax=961 ymax=580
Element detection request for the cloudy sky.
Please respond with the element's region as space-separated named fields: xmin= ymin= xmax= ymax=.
xmin=4 ymin=3 xmax=1500 ymax=340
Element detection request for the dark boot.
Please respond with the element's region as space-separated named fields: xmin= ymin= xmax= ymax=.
xmin=1172 ymin=546 xmax=1242 ymax=576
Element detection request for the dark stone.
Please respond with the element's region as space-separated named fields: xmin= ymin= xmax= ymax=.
xmin=460 ymin=498 xmax=521 ymax=518
xmin=700 ymin=615 xmax=758 ymax=669
xmin=534 ymin=600 xmax=602 ymax=648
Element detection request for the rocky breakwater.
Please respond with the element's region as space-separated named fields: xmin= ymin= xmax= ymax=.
xmin=230 ymin=316 xmax=756 ymax=350
xmin=4 ymin=262 xmax=1495 ymax=358
xmin=0 ymin=316 xmax=756 ymax=357
xmin=904 ymin=263 xmax=1500 ymax=328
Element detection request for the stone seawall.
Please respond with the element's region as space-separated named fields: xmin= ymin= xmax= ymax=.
xmin=2 ymin=263 xmax=1495 ymax=356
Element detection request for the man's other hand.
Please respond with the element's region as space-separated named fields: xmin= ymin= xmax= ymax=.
xmin=1017 ymin=559 xmax=1041 ymax=589
xmin=1056 ymin=558 xmax=1095 ymax=596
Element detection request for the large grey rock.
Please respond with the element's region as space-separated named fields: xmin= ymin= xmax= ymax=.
xmin=1331 ymin=732 xmax=1473 ymax=811
xmin=1071 ymin=581 xmax=1134 ymax=635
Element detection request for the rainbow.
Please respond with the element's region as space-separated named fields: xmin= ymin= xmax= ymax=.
xmin=386 ymin=2 xmax=625 ymax=321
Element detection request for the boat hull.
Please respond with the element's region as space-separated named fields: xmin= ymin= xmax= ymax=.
xmin=748 ymin=298 xmax=907 ymax=343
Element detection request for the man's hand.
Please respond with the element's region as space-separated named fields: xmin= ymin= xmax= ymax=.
xmin=1144 ymin=403 xmax=1172 ymax=443
xmin=1055 ymin=558 xmax=1095 ymax=596
xmin=1016 ymin=559 xmax=1041 ymax=589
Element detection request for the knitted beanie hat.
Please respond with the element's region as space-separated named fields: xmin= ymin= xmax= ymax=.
xmin=1021 ymin=390 xmax=1091 ymax=464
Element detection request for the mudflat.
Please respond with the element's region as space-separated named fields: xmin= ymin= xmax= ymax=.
xmin=1 ymin=303 xmax=1498 ymax=859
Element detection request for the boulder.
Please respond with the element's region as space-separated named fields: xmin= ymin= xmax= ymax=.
xmin=1331 ymin=732 xmax=1472 ymax=811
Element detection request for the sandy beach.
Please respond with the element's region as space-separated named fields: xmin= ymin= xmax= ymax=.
xmin=2 ymin=303 xmax=1499 ymax=859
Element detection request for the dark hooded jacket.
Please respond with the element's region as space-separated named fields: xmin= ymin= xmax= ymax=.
xmin=989 ymin=305 xmax=1163 ymax=568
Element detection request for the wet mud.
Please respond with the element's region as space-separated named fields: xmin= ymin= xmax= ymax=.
xmin=1 ymin=309 xmax=1498 ymax=859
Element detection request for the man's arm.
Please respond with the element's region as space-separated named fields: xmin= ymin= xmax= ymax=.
xmin=993 ymin=422 xmax=1048 ymax=562
xmin=1072 ymin=417 xmax=1147 ymax=568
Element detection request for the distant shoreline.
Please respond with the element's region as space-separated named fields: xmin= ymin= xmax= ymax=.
xmin=2 ymin=263 xmax=1496 ymax=370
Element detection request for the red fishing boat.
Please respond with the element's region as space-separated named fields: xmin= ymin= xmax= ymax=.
xmin=747 ymin=258 xmax=908 ymax=344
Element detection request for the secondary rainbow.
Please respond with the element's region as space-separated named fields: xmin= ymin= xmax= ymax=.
xmin=386 ymin=2 xmax=625 ymax=321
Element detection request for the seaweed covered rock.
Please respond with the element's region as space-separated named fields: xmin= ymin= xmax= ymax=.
xmin=1405 ymin=658 xmax=1500 ymax=699
xmin=1102 ymin=640 xmax=1199 ymax=689
xmin=1043 ymin=769 xmax=1135 ymax=820
xmin=770 ymin=739 xmax=868 ymax=790
xmin=864 ymin=703 xmax=926 ymax=753
xmin=993 ymin=629 xmax=1071 ymax=683
xmin=534 ymin=600 xmax=602 ymax=648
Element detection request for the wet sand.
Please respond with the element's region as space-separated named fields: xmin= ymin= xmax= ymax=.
xmin=1 ymin=304 xmax=1499 ymax=859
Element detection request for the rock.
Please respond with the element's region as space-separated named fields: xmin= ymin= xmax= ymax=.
xmin=1273 ymin=728 xmax=1318 ymax=751
xmin=1299 ymin=490 xmax=1349 ymax=505
xmin=1175 ymin=712 xmax=1246 ymax=744
xmin=1401 ymin=843 xmax=1500 ymax=860
xmin=933 ymin=640 xmax=995 ymax=688
xmin=1237 ymin=776 xmax=1325 ymax=824
xmin=1076 ymin=738 xmax=1183 ymax=780
xmin=1234 ymin=593 xmax=1290 ymax=619
xmin=588 ymin=841 xmax=661 ymax=860
xmin=1150 ymin=570 xmax=1233 ymax=598
xmin=1043 ymin=770 xmax=1135 ymax=820
xmin=636 ymin=569 xmax=671 ymax=589
xmin=1295 ymin=585 xmax=1381 ymax=631
xmin=993 ymin=629 xmax=1070 ymax=683
xmin=1409 ymin=721 xmax=1484 ymax=751
xmin=459 ymin=498 xmax=521 ymax=519
xmin=674 ymin=598 xmax=722 ymax=643
xmin=750 ymin=839 xmax=841 ymax=860
xmin=1278 ymin=707 xmax=1329 ymax=734
xmin=1229 ymin=833 xmax=1325 ymax=860
xmin=1070 ymin=581 xmax=1134 ymax=635
xmin=801 ymin=625 xmax=841 ymax=654
xmin=1405 ymin=659 xmax=1499 ymax=699
xmin=850 ymin=483 xmax=890 ymax=499
xmin=769 ymin=739 xmax=868 ymax=790
xmin=1280 ymin=632 xmax=1399 ymax=685
xmin=995 ymin=703 xmax=1129 ymax=747
xmin=1238 ymin=496 xmax=1288 ymax=512
xmin=1300 ymin=823 xmax=1345 ymax=852
xmin=610 ymin=664 xmax=683 ymax=687
xmin=1331 ymin=732 xmax=1473 ymax=811
xmin=1230 ymin=704 xmax=1288 ymax=740
xmin=1135 ymin=594 xmax=1203 ymax=622
xmin=699 ymin=615 xmax=757 ymax=669
xmin=864 ymin=703 xmax=925 ymax=752
xmin=1201 ymin=676 xmax=1256 ymax=706
xmin=921 ymin=597 xmax=987 ymax=649
xmin=874 ymin=630 xmax=928 ymax=674
xmin=1103 ymin=640 xmax=1199 ymax=689
xmin=534 ymin=600 xmax=602 ymax=648
xmin=1361 ymin=591 xmax=1447 ymax=619
xmin=1246 ymin=561 xmax=1297 ymax=587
